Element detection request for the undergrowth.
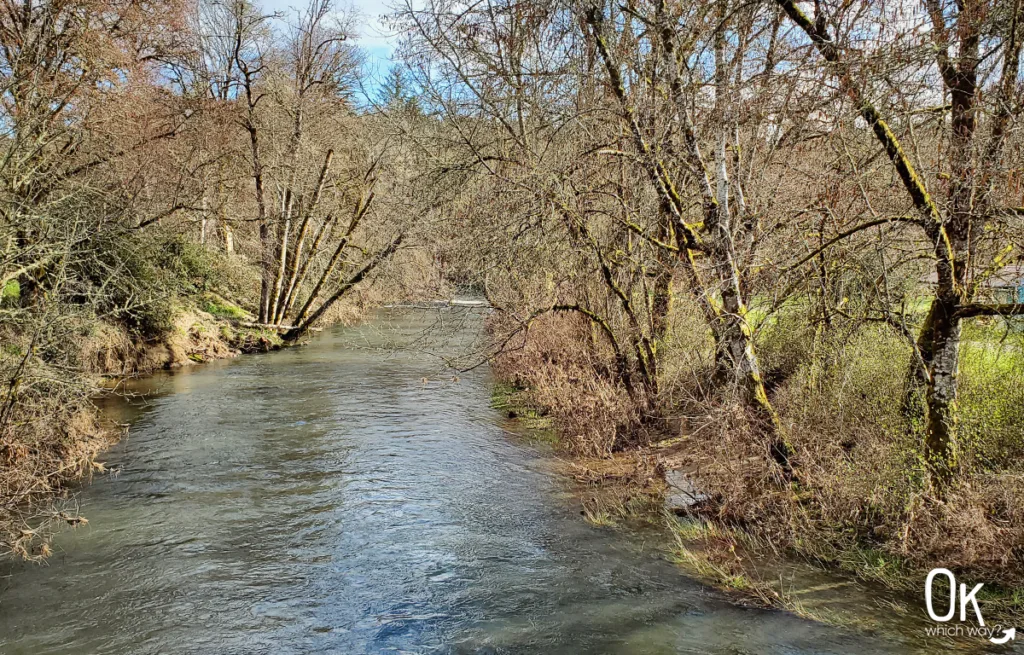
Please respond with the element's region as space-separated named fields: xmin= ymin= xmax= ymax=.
xmin=490 ymin=305 xmax=1024 ymax=624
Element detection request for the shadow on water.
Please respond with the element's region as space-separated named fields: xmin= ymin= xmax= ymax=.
xmin=0 ymin=307 xmax=972 ymax=654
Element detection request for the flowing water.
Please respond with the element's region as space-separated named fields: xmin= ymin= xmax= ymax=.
xmin=0 ymin=308 xmax=950 ymax=654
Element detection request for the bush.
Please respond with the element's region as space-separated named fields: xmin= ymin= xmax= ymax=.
xmin=0 ymin=312 xmax=113 ymax=560
xmin=75 ymin=229 xmax=227 ymax=337
xmin=489 ymin=312 xmax=645 ymax=456
xmin=958 ymin=325 xmax=1024 ymax=468
xmin=675 ymin=312 xmax=1024 ymax=589
xmin=155 ymin=236 xmax=219 ymax=294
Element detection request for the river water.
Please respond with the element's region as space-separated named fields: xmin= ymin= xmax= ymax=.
xmin=0 ymin=308 xmax=941 ymax=653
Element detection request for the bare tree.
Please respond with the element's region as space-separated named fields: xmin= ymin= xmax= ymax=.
xmin=775 ymin=0 xmax=1024 ymax=489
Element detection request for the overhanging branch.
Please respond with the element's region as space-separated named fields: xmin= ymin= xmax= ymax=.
xmin=956 ymin=303 xmax=1024 ymax=318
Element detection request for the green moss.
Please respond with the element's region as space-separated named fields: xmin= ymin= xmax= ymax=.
xmin=490 ymin=381 xmax=557 ymax=441
xmin=490 ymin=381 xmax=523 ymax=409
xmin=1 ymin=279 xmax=20 ymax=304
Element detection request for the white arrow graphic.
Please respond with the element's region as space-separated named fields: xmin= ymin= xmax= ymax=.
xmin=990 ymin=627 xmax=1016 ymax=645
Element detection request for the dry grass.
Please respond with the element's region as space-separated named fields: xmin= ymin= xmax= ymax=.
xmin=0 ymin=317 xmax=116 ymax=559
xmin=490 ymin=313 xmax=653 ymax=457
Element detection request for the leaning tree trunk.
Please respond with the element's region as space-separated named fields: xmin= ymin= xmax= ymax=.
xmin=283 ymin=234 xmax=404 ymax=342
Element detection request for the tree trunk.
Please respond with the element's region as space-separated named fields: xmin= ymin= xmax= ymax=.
xmin=588 ymin=2 xmax=782 ymax=443
xmin=923 ymin=297 xmax=961 ymax=487
xmin=276 ymin=150 xmax=333 ymax=324
xmin=259 ymin=221 xmax=273 ymax=323
xmin=282 ymin=212 xmax=334 ymax=321
xmin=200 ymin=195 xmax=208 ymax=246
xmin=712 ymin=234 xmax=779 ymax=430
xmin=243 ymin=116 xmax=271 ymax=322
xmin=293 ymin=194 xmax=372 ymax=327
xmin=902 ymin=301 xmax=936 ymax=418
xmin=267 ymin=187 xmax=293 ymax=324
xmin=284 ymin=234 xmax=403 ymax=341
xmin=221 ymin=220 xmax=235 ymax=255
xmin=650 ymin=267 xmax=672 ymax=347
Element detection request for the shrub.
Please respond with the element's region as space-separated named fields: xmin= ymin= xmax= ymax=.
xmin=489 ymin=312 xmax=645 ymax=456
xmin=74 ymin=229 xmax=228 ymax=337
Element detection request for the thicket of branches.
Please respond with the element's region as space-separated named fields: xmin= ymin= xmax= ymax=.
xmin=391 ymin=0 xmax=1024 ymax=581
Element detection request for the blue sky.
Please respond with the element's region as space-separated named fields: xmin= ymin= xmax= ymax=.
xmin=262 ymin=0 xmax=400 ymax=75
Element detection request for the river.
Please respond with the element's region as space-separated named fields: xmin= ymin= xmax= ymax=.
xmin=0 ymin=308 xmax=944 ymax=653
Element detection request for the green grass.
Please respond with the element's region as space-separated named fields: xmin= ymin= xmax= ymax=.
xmin=673 ymin=517 xmax=722 ymax=542
xmin=582 ymin=506 xmax=617 ymax=527
xmin=490 ymin=381 xmax=557 ymax=442
xmin=201 ymin=296 xmax=248 ymax=321
xmin=825 ymin=544 xmax=914 ymax=590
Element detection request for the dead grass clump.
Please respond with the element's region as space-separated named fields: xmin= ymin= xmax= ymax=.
xmin=563 ymin=452 xmax=665 ymax=526
xmin=902 ymin=477 xmax=1024 ymax=585
xmin=668 ymin=399 xmax=794 ymax=528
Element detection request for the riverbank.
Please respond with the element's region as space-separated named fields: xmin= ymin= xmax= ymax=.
xmin=0 ymin=289 xmax=366 ymax=560
xmin=491 ymin=366 xmax=1024 ymax=642
xmin=1 ymin=306 xmax=236 ymax=558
